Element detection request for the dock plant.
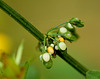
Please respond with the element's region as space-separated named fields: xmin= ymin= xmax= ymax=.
xmin=0 ymin=0 xmax=100 ymax=79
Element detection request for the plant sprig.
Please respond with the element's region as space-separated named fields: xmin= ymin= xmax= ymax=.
xmin=0 ymin=0 xmax=89 ymax=77
xmin=39 ymin=18 xmax=85 ymax=69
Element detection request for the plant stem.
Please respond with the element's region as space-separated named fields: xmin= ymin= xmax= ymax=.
xmin=0 ymin=0 xmax=44 ymax=42
xmin=57 ymin=51 xmax=88 ymax=76
xmin=47 ymin=22 xmax=68 ymax=34
xmin=0 ymin=0 xmax=88 ymax=76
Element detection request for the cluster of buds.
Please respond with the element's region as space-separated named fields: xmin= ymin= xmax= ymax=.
xmin=38 ymin=18 xmax=84 ymax=69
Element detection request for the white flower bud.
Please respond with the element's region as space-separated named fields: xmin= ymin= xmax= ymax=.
xmin=67 ymin=23 xmax=73 ymax=29
xmin=45 ymin=46 xmax=47 ymax=50
xmin=40 ymin=55 xmax=43 ymax=61
xmin=58 ymin=35 xmax=61 ymax=37
xmin=55 ymin=45 xmax=59 ymax=50
xmin=43 ymin=53 xmax=50 ymax=62
xmin=59 ymin=27 xmax=67 ymax=33
xmin=50 ymin=44 xmax=54 ymax=48
xmin=59 ymin=42 xmax=66 ymax=50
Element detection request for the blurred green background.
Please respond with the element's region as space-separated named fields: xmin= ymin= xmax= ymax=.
xmin=0 ymin=0 xmax=100 ymax=79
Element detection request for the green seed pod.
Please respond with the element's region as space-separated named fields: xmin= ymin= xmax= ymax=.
xmin=74 ymin=22 xmax=84 ymax=27
xmin=64 ymin=23 xmax=75 ymax=31
xmin=67 ymin=23 xmax=73 ymax=29
xmin=55 ymin=45 xmax=59 ymax=50
xmin=58 ymin=42 xmax=66 ymax=50
xmin=70 ymin=17 xmax=80 ymax=23
xmin=43 ymin=59 xmax=53 ymax=69
xmin=69 ymin=17 xmax=84 ymax=27
xmin=59 ymin=27 xmax=67 ymax=34
xmin=42 ymin=53 xmax=51 ymax=62
xmin=62 ymin=31 xmax=72 ymax=39
xmin=63 ymin=32 xmax=78 ymax=42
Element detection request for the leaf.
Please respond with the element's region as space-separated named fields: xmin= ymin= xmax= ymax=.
xmin=86 ymin=70 xmax=100 ymax=79
xmin=24 ymin=63 xmax=39 ymax=79
xmin=15 ymin=40 xmax=24 ymax=65
xmin=24 ymin=61 xmax=30 ymax=79
xmin=3 ymin=57 xmax=20 ymax=78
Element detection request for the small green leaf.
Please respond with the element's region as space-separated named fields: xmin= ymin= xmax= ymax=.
xmin=24 ymin=61 xmax=30 ymax=79
xmin=25 ymin=63 xmax=39 ymax=79
xmin=86 ymin=70 xmax=100 ymax=79
xmin=15 ymin=40 xmax=24 ymax=65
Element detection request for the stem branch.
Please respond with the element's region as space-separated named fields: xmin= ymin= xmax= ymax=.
xmin=0 ymin=0 xmax=88 ymax=76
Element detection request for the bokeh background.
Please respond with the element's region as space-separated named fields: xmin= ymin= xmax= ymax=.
xmin=0 ymin=0 xmax=100 ymax=79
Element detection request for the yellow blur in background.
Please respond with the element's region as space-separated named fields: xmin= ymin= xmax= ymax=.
xmin=0 ymin=33 xmax=12 ymax=55
xmin=0 ymin=0 xmax=100 ymax=79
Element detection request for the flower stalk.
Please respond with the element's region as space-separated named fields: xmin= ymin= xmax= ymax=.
xmin=0 ymin=0 xmax=88 ymax=76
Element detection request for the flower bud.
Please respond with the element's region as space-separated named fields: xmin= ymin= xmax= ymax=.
xmin=59 ymin=37 xmax=65 ymax=42
xmin=70 ymin=17 xmax=79 ymax=23
xmin=70 ymin=17 xmax=84 ymax=27
xmin=55 ymin=45 xmax=59 ymax=50
xmin=67 ymin=23 xmax=73 ymax=29
xmin=66 ymin=33 xmax=72 ymax=38
xmin=40 ymin=55 xmax=43 ymax=61
xmin=50 ymin=44 xmax=54 ymax=48
xmin=58 ymin=42 xmax=66 ymax=50
xmin=45 ymin=46 xmax=47 ymax=50
xmin=59 ymin=27 xmax=67 ymax=34
xmin=43 ymin=53 xmax=50 ymax=62
xmin=47 ymin=46 xmax=54 ymax=54
xmin=58 ymin=35 xmax=61 ymax=37
xmin=63 ymin=31 xmax=72 ymax=39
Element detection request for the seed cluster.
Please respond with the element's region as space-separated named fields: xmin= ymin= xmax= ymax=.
xmin=38 ymin=18 xmax=84 ymax=69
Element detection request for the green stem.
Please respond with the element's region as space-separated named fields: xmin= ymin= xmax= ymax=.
xmin=47 ymin=22 xmax=68 ymax=34
xmin=43 ymin=35 xmax=46 ymax=52
xmin=57 ymin=51 xmax=88 ymax=76
xmin=0 ymin=0 xmax=44 ymax=42
xmin=48 ymin=36 xmax=58 ymax=43
xmin=0 ymin=0 xmax=88 ymax=76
